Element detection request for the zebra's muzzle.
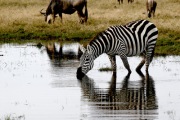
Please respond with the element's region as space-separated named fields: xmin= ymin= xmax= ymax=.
xmin=76 ymin=67 xmax=85 ymax=79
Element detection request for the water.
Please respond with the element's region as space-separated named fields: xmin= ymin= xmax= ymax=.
xmin=0 ymin=42 xmax=180 ymax=120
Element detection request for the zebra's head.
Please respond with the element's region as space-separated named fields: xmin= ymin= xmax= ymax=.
xmin=77 ymin=45 xmax=94 ymax=79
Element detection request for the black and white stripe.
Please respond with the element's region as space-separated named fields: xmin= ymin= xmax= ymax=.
xmin=77 ymin=19 xmax=158 ymax=76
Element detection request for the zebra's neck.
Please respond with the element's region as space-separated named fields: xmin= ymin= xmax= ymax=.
xmin=89 ymin=36 xmax=108 ymax=60
xmin=90 ymin=44 xmax=104 ymax=60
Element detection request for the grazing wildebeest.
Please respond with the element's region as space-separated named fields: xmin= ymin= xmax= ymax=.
xmin=146 ymin=0 xmax=157 ymax=18
xmin=40 ymin=0 xmax=88 ymax=24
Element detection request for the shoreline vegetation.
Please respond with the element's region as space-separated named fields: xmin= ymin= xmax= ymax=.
xmin=0 ymin=0 xmax=180 ymax=55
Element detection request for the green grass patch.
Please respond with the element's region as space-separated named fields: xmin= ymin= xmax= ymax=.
xmin=99 ymin=67 xmax=113 ymax=72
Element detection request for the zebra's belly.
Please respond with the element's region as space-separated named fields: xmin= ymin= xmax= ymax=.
xmin=124 ymin=45 xmax=146 ymax=57
xmin=107 ymin=51 xmax=142 ymax=57
xmin=106 ymin=47 xmax=144 ymax=57
xmin=126 ymin=50 xmax=144 ymax=57
xmin=126 ymin=53 xmax=141 ymax=57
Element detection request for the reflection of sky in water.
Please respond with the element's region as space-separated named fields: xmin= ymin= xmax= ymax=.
xmin=0 ymin=43 xmax=180 ymax=120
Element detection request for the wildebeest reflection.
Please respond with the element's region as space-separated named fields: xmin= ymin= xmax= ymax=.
xmin=46 ymin=42 xmax=82 ymax=61
xmin=78 ymin=71 xmax=158 ymax=110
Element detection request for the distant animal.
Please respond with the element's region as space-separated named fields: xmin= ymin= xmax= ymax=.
xmin=128 ymin=0 xmax=134 ymax=3
xmin=40 ymin=0 xmax=88 ymax=24
xmin=146 ymin=0 xmax=157 ymax=18
xmin=77 ymin=20 xmax=158 ymax=78
xmin=117 ymin=0 xmax=134 ymax=4
xmin=117 ymin=0 xmax=123 ymax=4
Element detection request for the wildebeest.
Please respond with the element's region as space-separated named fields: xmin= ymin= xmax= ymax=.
xmin=40 ymin=0 xmax=88 ymax=24
xmin=146 ymin=0 xmax=157 ymax=18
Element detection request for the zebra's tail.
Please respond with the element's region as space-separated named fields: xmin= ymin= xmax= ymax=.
xmin=150 ymin=45 xmax=156 ymax=63
xmin=149 ymin=25 xmax=158 ymax=63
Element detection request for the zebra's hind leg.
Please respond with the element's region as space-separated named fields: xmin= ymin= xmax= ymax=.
xmin=136 ymin=53 xmax=146 ymax=72
xmin=145 ymin=55 xmax=151 ymax=73
xmin=108 ymin=55 xmax=117 ymax=72
xmin=145 ymin=46 xmax=156 ymax=73
xmin=120 ymin=55 xmax=131 ymax=74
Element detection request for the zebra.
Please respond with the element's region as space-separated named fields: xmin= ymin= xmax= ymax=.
xmin=77 ymin=19 xmax=158 ymax=78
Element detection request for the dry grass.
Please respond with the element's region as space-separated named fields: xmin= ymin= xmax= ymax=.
xmin=0 ymin=0 xmax=179 ymax=33
xmin=0 ymin=0 xmax=180 ymax=54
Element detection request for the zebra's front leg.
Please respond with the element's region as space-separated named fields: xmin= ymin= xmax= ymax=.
xmin=120 ymin=55 xmax=131 ymax=74
xmin=108 ymin=55 xmax=117 ymax=72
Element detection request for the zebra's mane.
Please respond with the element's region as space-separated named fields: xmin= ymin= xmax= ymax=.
xmin=125 ymin=19 xmax=142 ymax=27
xmin=89 ymin=30 xmax=107 ymax=46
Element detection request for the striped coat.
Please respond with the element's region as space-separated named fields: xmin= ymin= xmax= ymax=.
xmin=77 ymin=19 xmax=158 ymax=78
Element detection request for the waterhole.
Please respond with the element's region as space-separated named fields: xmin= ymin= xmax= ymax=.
xmin=0 ymin=42 xmax=180 ymax=120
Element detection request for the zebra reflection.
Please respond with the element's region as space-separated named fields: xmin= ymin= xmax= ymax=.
xmin=79 ymin=71 xmax=158 ymax=110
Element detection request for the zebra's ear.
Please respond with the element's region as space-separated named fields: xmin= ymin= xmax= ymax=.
xmin=87 ymin=45 xmax=92 ymax=54
xmin=79 ymin=44 xmax=86 ymax=53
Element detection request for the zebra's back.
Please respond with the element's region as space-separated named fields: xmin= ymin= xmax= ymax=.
xmin=105 ymin=19 xmax=158 ymax=56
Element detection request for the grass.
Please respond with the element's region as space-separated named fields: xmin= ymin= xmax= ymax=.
xmin=1 ymin=114 xmax=25 ymax=120
xmin=0 ymin=0 xmax=180 ymax=55
xmin=99 ymin=67 xmax=113 ymax=72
